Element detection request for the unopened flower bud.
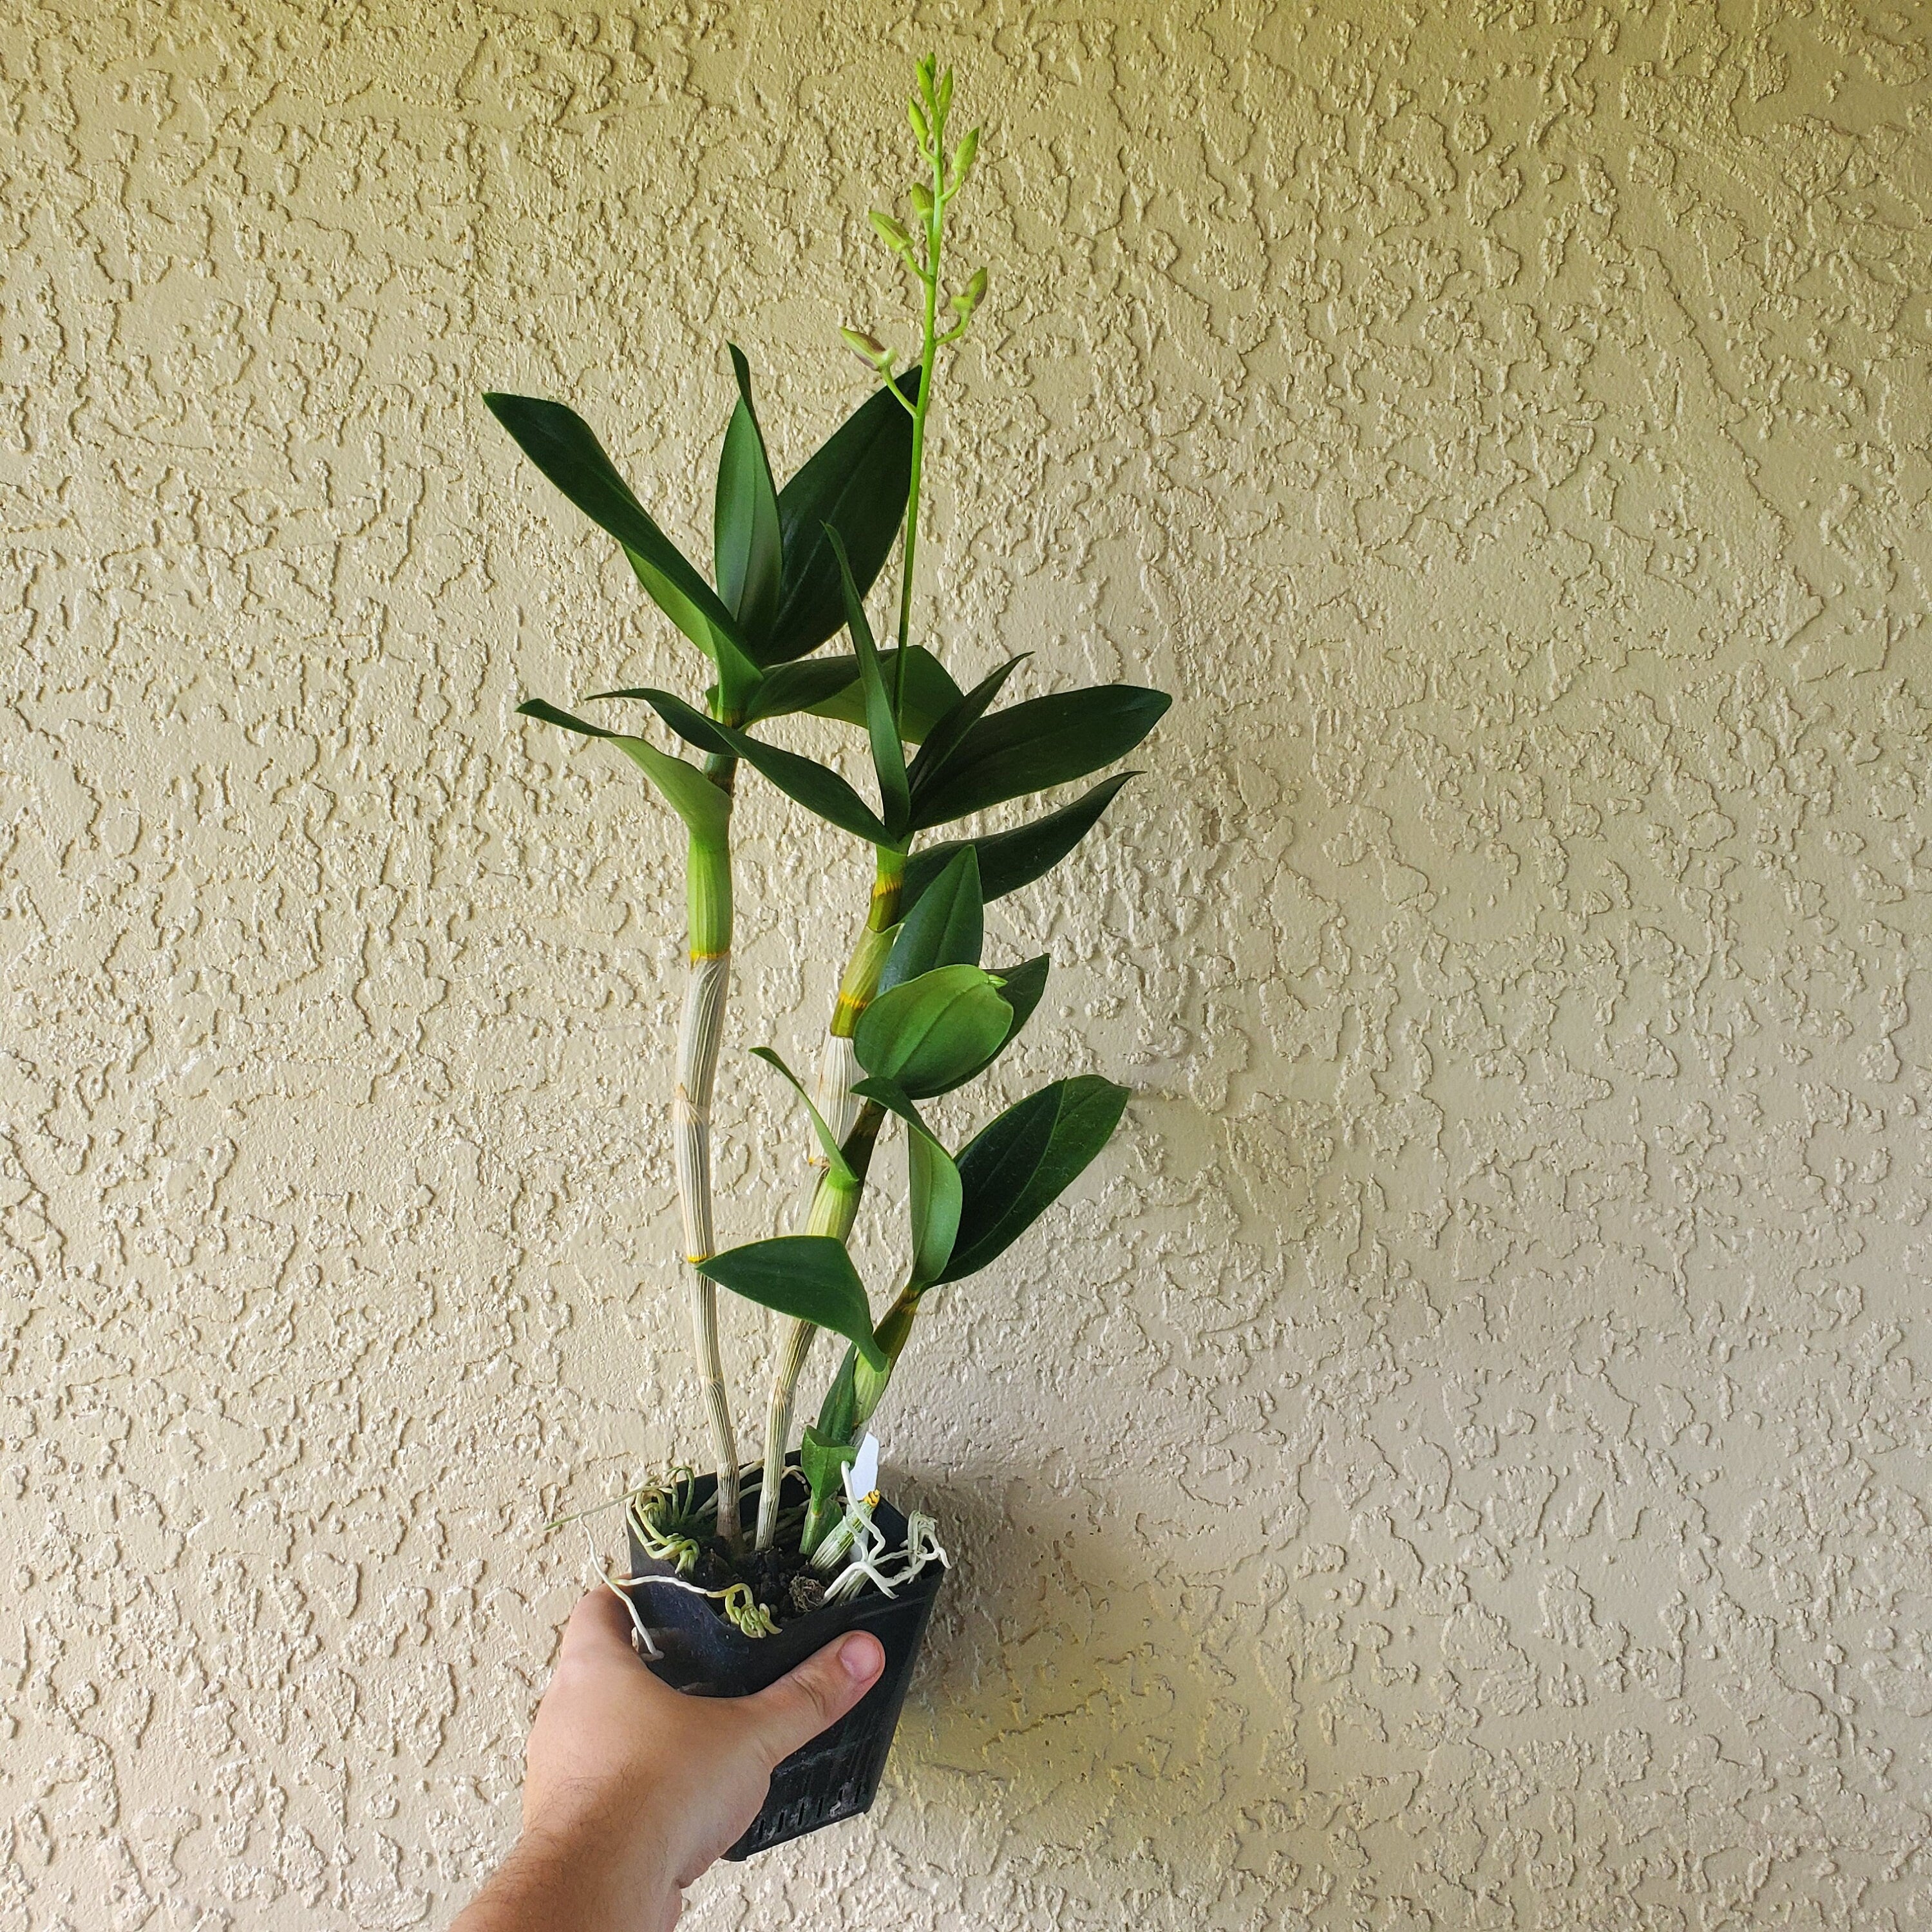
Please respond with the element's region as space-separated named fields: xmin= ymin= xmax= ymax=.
xmin=949 ymin=127 xmax=980 ymax=189
xmin=908 ymin=99 xmax=931 ymax=147
xmin=908 ymin=182 xmax=934 ymax=218
xmin=869 ymin=210 xmax=912 ymax=252
xmin=840 ymin=325 xmax=893 ymax=368
xmin=951 ymin=266 xmax=987 ymax=316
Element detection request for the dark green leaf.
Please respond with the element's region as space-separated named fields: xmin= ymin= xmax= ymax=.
xmin=905 ymin=1115 xmax=963 ymax=1291
xmin=850 ymin=1076 xmax=962 ymax=1290
xmin=911 ymin=685 xmax=1170 ymax=829
xmin=853 ymin=963 xmax=1013 ymax=1098
xmin=515 ymin=698 xmax=730 ymax=842
xmin=902 ymin=772 xmax=1139 ymax=910
xmin=628 ymin=687 xmax=893 ymax=844
xmin=605 ymin=687 xmax=732 ymax=757
xmin=905 ymin=655 xmax=1027 ymax=794
xmin=482 ymin=393 xmax=752 ymax=666
xmin=878 ymin=848 xmax=982 ymax=995
xmin=743 ymin=656 xmax=871 ymax=726
xmin=799 ymin=648 xmax=963 ymax=742
xmin=739 ymin=649 xmax=960 ymax=738
xmin=938 ymin=1075 xmax=1130 ymax=1283
xmin=589 ymin=674 xmax=766 ymax=722
xmin=987 ymin=952 xmax=1050 ymax=1040
xmin=767 ymin=370 xmax=921 ymax=663
xmin=826 ymin=526 xmax=910 ymax=839
xmin=697 ymin=1236 xmax=886 ymax=1370
xmin=919 ymin=952 xmax=1050 ymax=1097
xmin=517 ymin=696 xmax=624 ymax=741
xmin=619 ymin=545 xmax=719 ymax=663
xmin=714 ymin=346 xmax=782 ymax=640
xmin=800 ymin=1423 xmax=858 ymax=1508
xmin=813 ymin=1355 xmax=859 ymax=1448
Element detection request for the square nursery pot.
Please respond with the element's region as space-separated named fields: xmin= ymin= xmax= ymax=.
xmin=624 ymin=1464 xmax=945 ymax=1859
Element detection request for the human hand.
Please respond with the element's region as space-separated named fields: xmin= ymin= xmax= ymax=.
xmin=451 ymin=1588 xmax=885 ymax=1931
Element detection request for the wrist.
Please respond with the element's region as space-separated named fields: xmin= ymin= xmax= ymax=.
xmin=480 ymin=1810 xmax=680 ymax=1932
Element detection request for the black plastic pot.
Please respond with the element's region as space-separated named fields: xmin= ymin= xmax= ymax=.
xmin=623 ymin=1466 xmax=945 ymax=1860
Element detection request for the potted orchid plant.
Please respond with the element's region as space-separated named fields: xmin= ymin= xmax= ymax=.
xmin=484 ymin=59 xmax=1168 ymax=1857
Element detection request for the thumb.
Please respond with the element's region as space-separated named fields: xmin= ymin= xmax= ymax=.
xmin=743 ymin=1632 xmax=885 ymax=1768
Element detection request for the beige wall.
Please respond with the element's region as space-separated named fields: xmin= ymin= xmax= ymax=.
xmin=6 ymin=1 xmax=1932 ymax=1924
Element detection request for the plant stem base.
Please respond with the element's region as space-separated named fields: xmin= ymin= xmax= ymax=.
xmin=624 ymin=1463 xmax=946 ymax=1859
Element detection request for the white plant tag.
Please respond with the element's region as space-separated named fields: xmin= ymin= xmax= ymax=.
xmin=846 ymin=1432 xmax=880 ymax=1504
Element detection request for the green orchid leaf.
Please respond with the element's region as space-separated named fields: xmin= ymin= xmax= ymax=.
xmin=627 ymin=687 xmax=894 ymax=844
xmin=902 ymin=772 xmax=1139 ymax=911
xmin=741 ymin=648 xmax=961 ymax=739
xmin=854 ymin=963 xmax=1013 ymax=1098
xmin=589 ymin=674 xmax=770 ymax=722
xmin=905 ymin=654 xmax=1027 ymax=793
xmin=589 ymin=687 xmax=732 ymax=759
xmin=515 ymin=699 xmax=729 ymax=842
xmin=909 ymin=685 xmax=1171 ymax=829
xmin=912 ymin=1136 xmax=963 ymax=1283
xmin=849 ymin=1073 xmax=925 ymax=1128
xmin=700 ymin=610 xmax=768 ymax=719
xmin=851 ymin=1075 xmax=963 ymax=1290
xmin=697 ymin=1236 xmax=886 ymax=1371
xmin=920 ymin=951 xmax=1050 ymax=1097
xmin=799 ymin=647 xmax=963 ymax=743
xmin=826 ymin=526 xmax=911 ymax=839
xmin=483 ymin=393 xmax=753 ymax=668
xmin=744 ymin=656 xmax=871 ymax=725
xmin=985 ymin=951 xmax=1050 ymax=1039
xmin=800 ymin=1423 xmax=859 ymax=1512
xmin=618 ymin=544 xmax=721 ymax=665
xmin=878 ymin=847 xmax=982 ymax=995
xmin=516 ymin=695 xmax=629 ymax=743
xmin=766 ymin=369 xmax=920 ymax=663
xmin=811 ymin=1362 xmax=860 ymax=1457
xmin=937 ymin=1074 xmax=1130 ymax=1283
xmin=714 ymin=345 xmax=782 ymax=641
xmin=752 ymin=1047 xmax=857 ymax=1186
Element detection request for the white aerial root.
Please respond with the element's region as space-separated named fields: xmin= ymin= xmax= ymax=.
xmin=618 ymin=1469 xmax=781 ymax=1638
xmin=602 ymin=1531 xmax=781 ymax=1640
xmin=607 ymin=1463 xmax=943 ymax=1645
xmin=616 ymin=1465 xmax=704 ymax=1568
xmin=618 ymin=1570 xmax=779 ymax=1638
xmin=819 ymin=1505 xmax=949 ymax=1605
xmin=584 ymin=1524 xmax=661 ymax=1658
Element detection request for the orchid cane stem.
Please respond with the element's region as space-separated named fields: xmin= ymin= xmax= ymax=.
xmin=753 ymin=850 xmax=904 ymax=1549
xmin=678 ymin=788 xmax=739 ymax=1548
xmin=753 ymin=1103 xmax=882 ymax=1546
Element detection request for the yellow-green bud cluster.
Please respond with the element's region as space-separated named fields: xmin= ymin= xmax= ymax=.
xmin=838 ymin=54 xmax=988 ymax=395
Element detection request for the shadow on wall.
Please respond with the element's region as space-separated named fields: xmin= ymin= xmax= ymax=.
xmin=846 ymin=1459 xmax=1838 ymax=1927
xmin=843 ymin=1459 xmax=1386 ymax=1915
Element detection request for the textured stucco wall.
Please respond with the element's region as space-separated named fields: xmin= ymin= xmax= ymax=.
xmin=6 ymin=1 xmax=1932 ymax=1925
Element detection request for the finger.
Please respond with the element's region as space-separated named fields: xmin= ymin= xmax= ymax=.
xmin=741 ymin=1632 xmax=885 ymax=1768
xmin=557 ymin=1586 xmax=640 ymax=1667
